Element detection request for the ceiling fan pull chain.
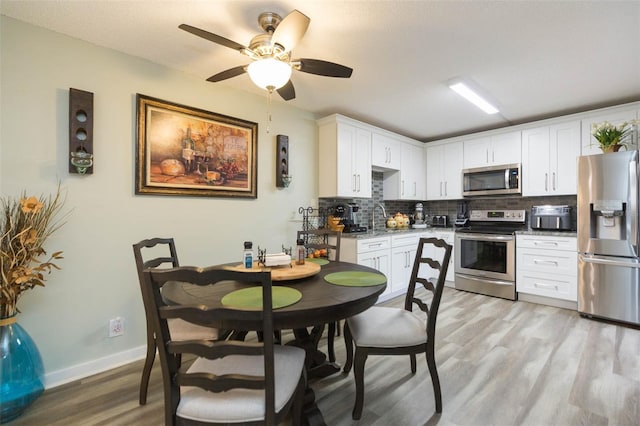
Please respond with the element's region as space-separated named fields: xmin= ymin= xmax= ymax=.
xmin=266 ymin=90 xmax=273 ymax=134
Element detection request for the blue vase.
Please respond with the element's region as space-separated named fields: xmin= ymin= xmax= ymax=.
xmin=0 ymin=318 xmax=44 ymax=423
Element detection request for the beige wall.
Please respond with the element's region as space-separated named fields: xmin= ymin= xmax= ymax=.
xmin=0 ymin=16 xmax=318 ymax=387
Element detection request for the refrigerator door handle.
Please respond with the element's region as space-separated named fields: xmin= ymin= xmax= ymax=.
xmin=630 ymin=158 xmax=638 ymax=252
xmin=580 ymin=254 xmax=640 ymax=269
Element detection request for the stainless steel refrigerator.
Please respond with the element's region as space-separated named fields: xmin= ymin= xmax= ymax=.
xmin=577 ymin=150 xmax=640 ymax=326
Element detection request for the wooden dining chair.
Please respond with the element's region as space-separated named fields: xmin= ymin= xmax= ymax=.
xmin=141 ymin=265 xmax=306 ymax=426
xmin=296 ymin=228 xmax=342 ymax=362
xmin=342 ymin=237 xmax=452 ymax=420
xmin=133 ymin=237 xmax=224 ymax=405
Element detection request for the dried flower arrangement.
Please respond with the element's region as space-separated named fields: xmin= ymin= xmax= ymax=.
xmin=0 ymin=185 xmax=67 ymax=319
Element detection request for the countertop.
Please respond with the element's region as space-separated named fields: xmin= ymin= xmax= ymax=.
xmin=516 ymin=229 xmax=577 ymax=237
xmin=341 ymin=227 xmax=576 ymax=239
xmin=341 ymin=226 xmax=455 ymax=239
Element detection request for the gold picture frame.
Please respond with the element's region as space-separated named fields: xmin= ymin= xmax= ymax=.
xmin=135 ymin=94 xmax=258 ymax=198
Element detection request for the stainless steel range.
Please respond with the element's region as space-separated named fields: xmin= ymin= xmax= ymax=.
xmin=454 ymin=209 xmax=526 ymax=300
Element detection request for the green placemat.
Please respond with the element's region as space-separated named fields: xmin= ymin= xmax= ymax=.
xmin=305 ymin=257 xmax=329 ymax=265
xmin=221 ymin=286 xmax=302 ymax=310
xmin=324 ymin=271 xmax=387 ymax=287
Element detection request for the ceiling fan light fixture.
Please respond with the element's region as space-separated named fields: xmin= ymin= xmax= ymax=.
xmin=449 ymin=81 xmax=499 ymax=115
xmin=247 ymin=58 xmax=292 ymax=91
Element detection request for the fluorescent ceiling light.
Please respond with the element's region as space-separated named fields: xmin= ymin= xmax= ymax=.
xmin=449 ymin=81 xmax=499 ymax=114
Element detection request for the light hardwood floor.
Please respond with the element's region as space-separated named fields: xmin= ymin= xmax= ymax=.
xmin=10 ymin=287 xmax=640 ymax=425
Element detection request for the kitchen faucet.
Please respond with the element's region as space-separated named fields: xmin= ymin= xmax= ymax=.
xmin=372 ymin=203 xmax=387 ymax=231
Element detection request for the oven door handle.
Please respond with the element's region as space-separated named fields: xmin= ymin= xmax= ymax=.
xmin=455 ymin=273 xmax=514 ymax=287
xmin=456 ymin=234 xmax=513 ymax=242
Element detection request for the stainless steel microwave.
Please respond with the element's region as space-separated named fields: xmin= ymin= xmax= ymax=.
xmin=462 ymin=163 xmax=521 ymax=197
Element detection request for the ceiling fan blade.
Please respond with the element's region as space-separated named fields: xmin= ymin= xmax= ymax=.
xmin=206 ymin=65 xmax=248 ymax=82
xmin=295 ymin=58 xmax=353 ymax=78
xmin=277 ymin=80 xmax=296 ymax=101
xmin=179 ymin=24 xmax=248 ymax=53
xmin=271 ymin=10 xmax=310 ymax=52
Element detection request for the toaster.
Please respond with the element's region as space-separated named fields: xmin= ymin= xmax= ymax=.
xmin=530 ymin=205 xmax=572 ymax=230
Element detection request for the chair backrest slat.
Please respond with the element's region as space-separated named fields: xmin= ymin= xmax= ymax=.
xmin=404 ymin=237 xmax=452 ymax=336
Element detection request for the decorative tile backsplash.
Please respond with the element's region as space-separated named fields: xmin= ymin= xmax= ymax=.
xmin=319 ymin=172 xmax=577 ymax=231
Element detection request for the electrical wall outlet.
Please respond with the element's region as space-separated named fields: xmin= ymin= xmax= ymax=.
xmin=108 ymin=317 xmax=124 ymax=337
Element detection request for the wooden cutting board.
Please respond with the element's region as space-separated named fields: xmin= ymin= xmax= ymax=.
xmin=225 ymin=261 xmax=321 ymax=281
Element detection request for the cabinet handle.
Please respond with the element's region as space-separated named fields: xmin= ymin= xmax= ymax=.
xmin=444 ymin=181 xmax=447 ymax=196
xmin=552 ymin=172 xmax=556 ymax=191
xmin=353 ymin=174 xmax=357 ymax=192
xmin=486 ymin=149 xmax=489 ymax=164
xmin=533 ymin=241 xmax=559 ymax=246
xmin=386 ymin=147 xmax=391 ymax=164
xmin=534 ymin=259 xmax=559 ymax=266
xmin=534 ymin=282 xmax=559 ymax=290
xmin=439 ymin=182 xmax=443 ymax=196
xmin=492 ymin=150 xmax=495 ymax=163
xmin=544 ymin=173 xmax=548 ymax=191
xmin=368 ymin=243 xmax=383 ymax=248
xmin=357 ymin=174 xmax=361 ymax=192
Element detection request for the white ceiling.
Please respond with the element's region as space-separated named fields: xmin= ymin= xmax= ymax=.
xmin=2 ymin=0 xmax=639 ymax=141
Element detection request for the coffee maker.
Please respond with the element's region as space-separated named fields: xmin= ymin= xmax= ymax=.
xmin=335 ymin=203 xmax=367 ymax=233
xmin=455 ymin=200 xmax=470 ymax=227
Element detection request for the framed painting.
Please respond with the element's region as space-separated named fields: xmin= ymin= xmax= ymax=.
xmin=135 ymin=94 xmax=258 ymax=198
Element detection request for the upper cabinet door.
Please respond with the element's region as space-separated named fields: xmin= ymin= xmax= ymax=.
xmin=522 ymin=120 xmax=580 ymax=197
xmin=522 ymin=127 xmax=552 ymax=196
xmin=463 ymin=132 xmax=521 ymax=168
xmin=550 ymin=121 xmax=580 ymax=195
xmin=442 ymin=142 xmax=463 ymax=199
xmin=383 ymin=141 xmax=425 ymax=200
xmin=354 ymin=127 xmax=372 ymax=198
xmin=318 ymin=116 xmax=372 ymax=198
xmin=490 ymin=131 xmax=522 ymax=165
xmin=371 ymin=132 xmax=401 ymax=171
xmin=462 ymin=136 xmax=491 ymax=168
xmin=426 ymin=142 xmax=463 ymax=200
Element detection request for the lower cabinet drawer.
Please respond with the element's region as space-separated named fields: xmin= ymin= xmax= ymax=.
xmin=516 ymin=270 xmax=577 ymax=301
xmin=517 ymin=248 xmax=577 ymax=275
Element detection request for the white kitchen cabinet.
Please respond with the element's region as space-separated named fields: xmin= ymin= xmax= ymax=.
xmin=521 ymin=120 xmax=581 ymax=196
xmin=318 ymin=115 xmax=372 ymax=198
xmin=383 ymin=142 xmax=425 ymax=200
xmin=390 ymin=233 xmax=420 ymax=294
xmin=426 ymin=142 xmax=463 ymax=200
xmin=463 ymin=131 xmax=521 ymax=169
xmin=371 ymin=131 xmax=401 ymax=171
xmin=580 ymin=106 xmax=639 ymax=156
xmin=340 ymin=236 xmax=392 ymax=299
xmin=516 ymin=234 xmax=577 ymax=303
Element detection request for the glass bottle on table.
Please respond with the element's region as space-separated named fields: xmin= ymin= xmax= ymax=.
xmin=295 ymin=239 xmax=306 ymax=265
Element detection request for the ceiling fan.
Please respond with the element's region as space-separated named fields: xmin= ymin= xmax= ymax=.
xmin=179 ymin=9 xmax=353 ymax=101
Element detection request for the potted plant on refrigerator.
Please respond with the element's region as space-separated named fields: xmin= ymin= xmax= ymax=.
xmin=0 ymin=185 xmax=67 ymax=423
xmin=591 ymin=120 xmax=638 ymax=153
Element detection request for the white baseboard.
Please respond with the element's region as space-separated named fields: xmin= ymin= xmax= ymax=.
xmin=44 ymin=345 xmax=147 ymax=390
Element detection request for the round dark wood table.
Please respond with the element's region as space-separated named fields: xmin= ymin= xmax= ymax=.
xmin=162 ymin=260 xmax=387 ymax=426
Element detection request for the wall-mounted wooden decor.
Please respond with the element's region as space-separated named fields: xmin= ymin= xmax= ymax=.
xmin=276 ymin=135 xmax=290 ymax=188
xmin=69 ymin=88 xmax=94 ymax=174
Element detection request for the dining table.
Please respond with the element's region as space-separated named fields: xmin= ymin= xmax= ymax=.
xmin=162 ymin=259 xmax=387 ymax=426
